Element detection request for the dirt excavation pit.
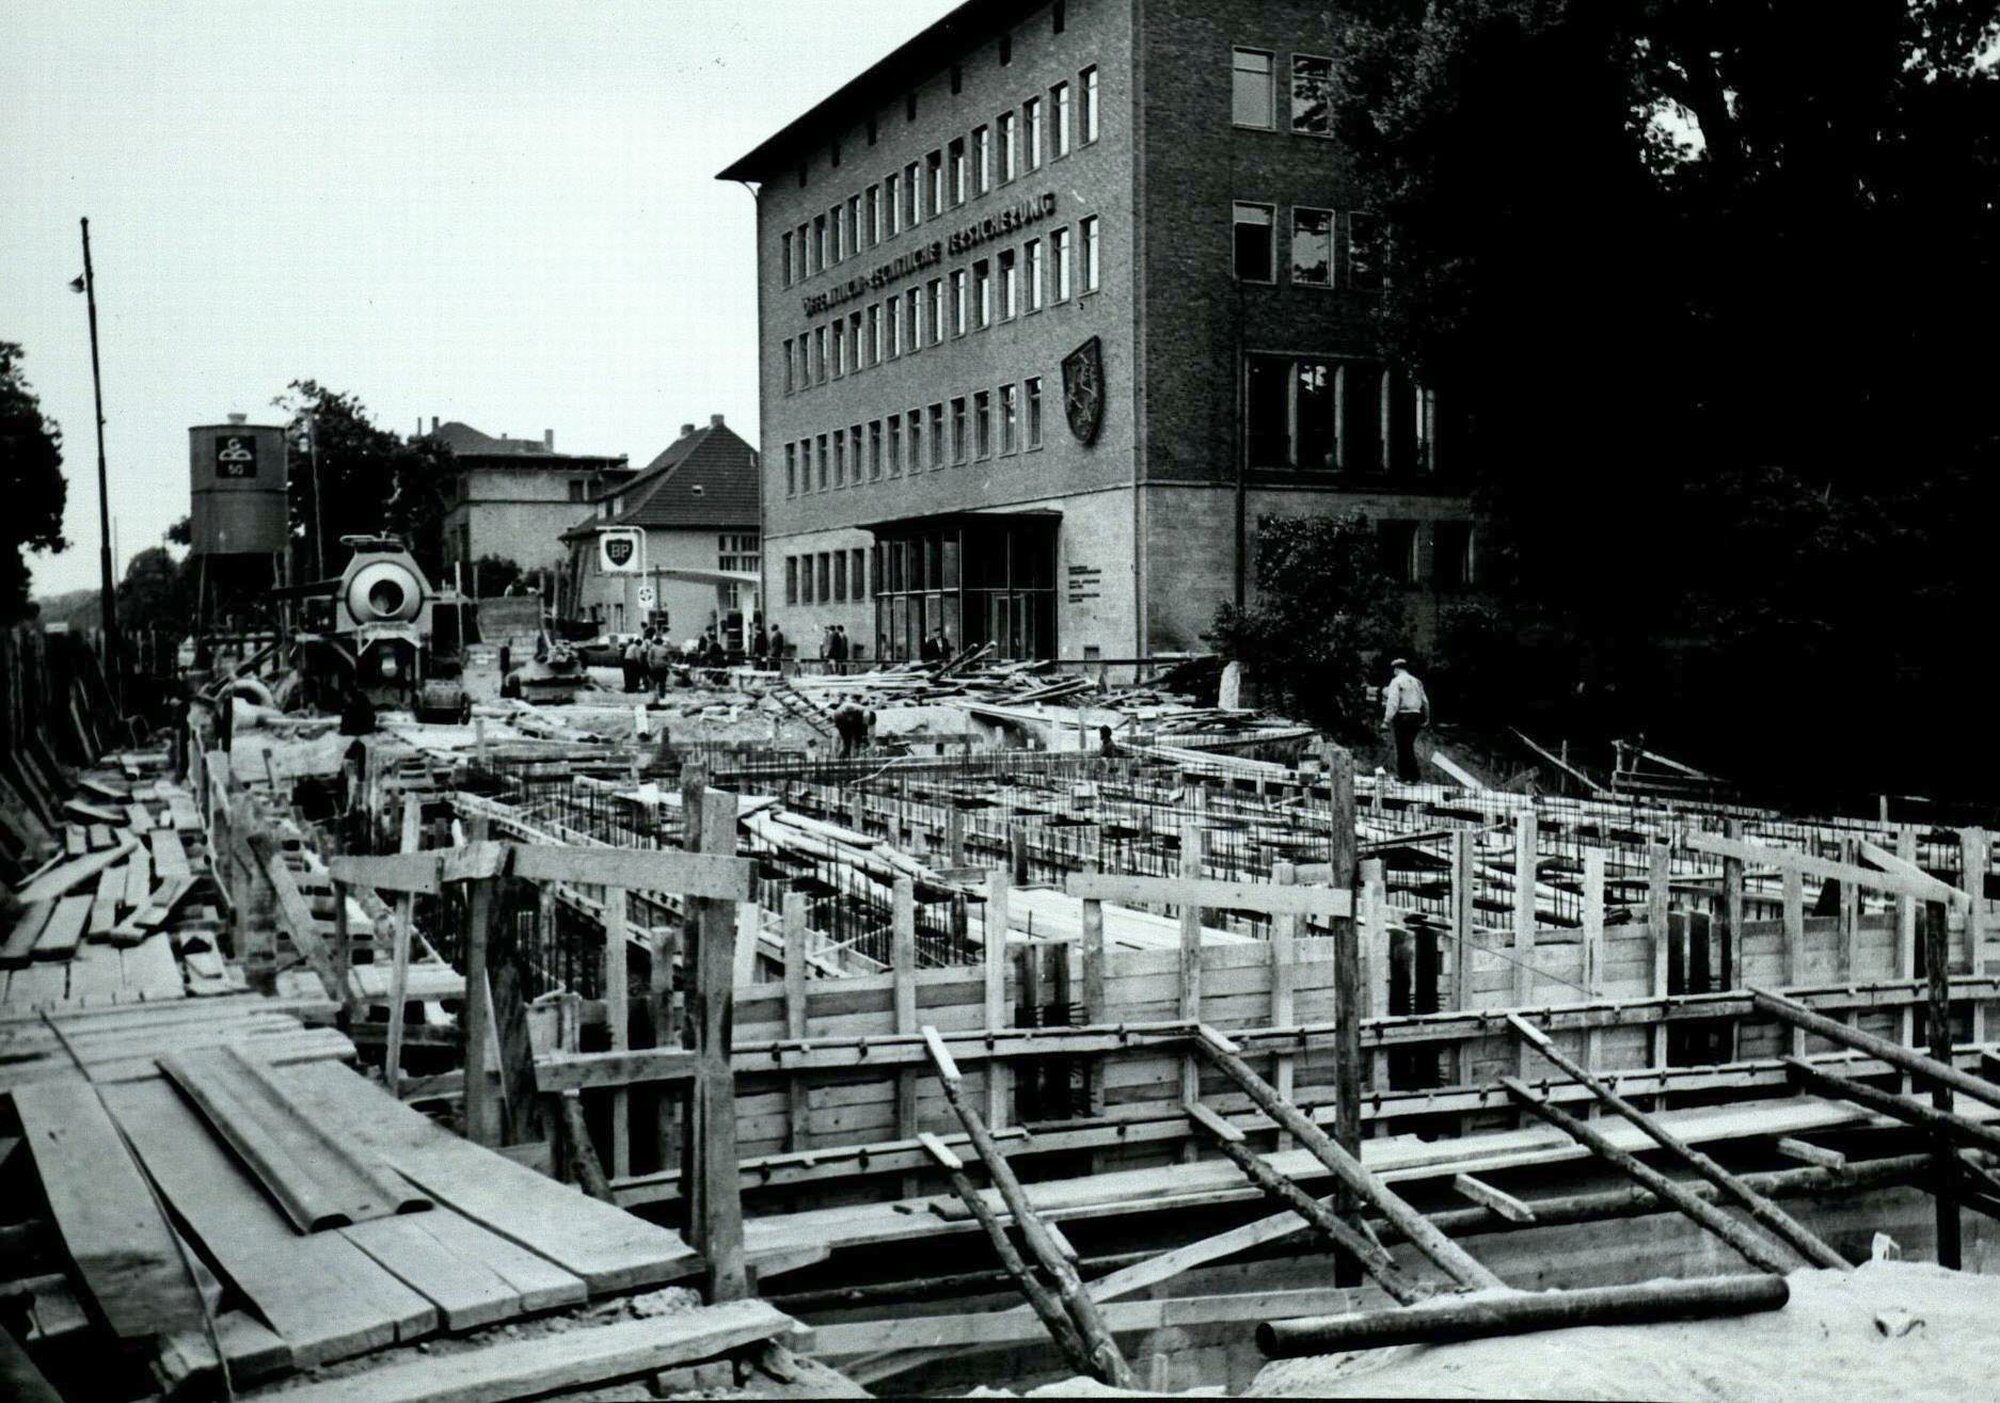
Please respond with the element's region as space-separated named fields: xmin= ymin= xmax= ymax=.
xmin=1247 ymin=1262 xmax=1997 ymax=1401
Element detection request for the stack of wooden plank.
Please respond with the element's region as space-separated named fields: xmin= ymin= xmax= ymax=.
xmin=8 ymin=1044 xmax=704 ymax=1389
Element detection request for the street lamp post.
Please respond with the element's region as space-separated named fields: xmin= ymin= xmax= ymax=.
xmin=79 ymin=217 xmax=121 ymax=708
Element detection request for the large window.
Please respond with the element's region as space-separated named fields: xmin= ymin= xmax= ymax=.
xmin=928 ymin=403 xmax=945 ymax=467
xmin=816 ymin=433 xmax=830 ymax=489
xmin=796 ymin=222 xmax=809 ymax=279
xmin=908 ymin=408 xmax=924 ymax=469
xmin=887 ymin=415 xmax=902 ymax=474
xmin=782 ymin=337 xmax=794 ymax=392
xmin=1026 ymin=376 xmax=1044 ymax=448
xmin=784 ymin=442 xmax=797 ymax=496
xmin=973 ymin=125 xmax=991 ymax=194
xmin=1025 ymin=96 xmax=1044 ymax=169
xmin=781 ymin=231 xmax=794 ymax=287
xmin=867 ymin=304 xmax=882 ymax=365
xmin=850 ymin=311 xmax=864 ymax=369
xmin=1081 ymin=66 xmax=1099 ymax=143
xmin=1081 ymin=216 xmax=1100 ymax=292
xmin=1233 ymin=202 xmax=1275 ymax=282
xmin=786 ymin=556 xmax=799 ymax=605
xmin=1000 ymin=248 xmax=1019 ymax=319
xmin=833 ymin=427 xmax=847 ymax=485
xmin=852 ymin=548 xmax=868 ymax=601
xmin=864 ymin=186 xmax=880 ymax=246
xmin=905 ymin=288 xmax=922 ymax=352
xmin=1052 ymin=81 xmax=1072 ymax=156
xmin=927 ymin=149 xmax=944 ymax=216
xmin=951 ymin=397 xmax=969 ymax=463
xmin=1246 ymin=356 xmax=1337 ymax=470
xmin=951 ymin=269 xmax=969 ymax=335
xmin=1000 ymin=383 xmax=1020 ymax=453
xmin=1026 ymin=238 xmax=1044 ymax=309
xmin=1232 ymin=49 xmax=1275 ymax=128
xmin=831 ymin=318 xmax=846 ymax=377
xmin=974 ymin=390 xmax=993 ymax=457
xmin=718 ymin=533 xmax=759 ymax=574
xmin=830 ymin=203 xmax=844 ymax=263
xmin=1292 ymin=55 xmax=1334 ymax=134
xmin=929 ymin=278 xmax=947 ymax=345
xmin=973 ymin=259 xmax=992 ymax=327
xmin=871 ymin=520 xmax=1056 ymax=663
xmin=812 ymin=214 xmax=826 ymax=271
xmin=885 ymin=172 xmax=902 ymax=235
xmin=1291 ymin=207 xmax=1334 ymax=286
xmin=999 ymin=111 xmax=1018 ymax=181
xmin=903 ymin=161 xmax=921 ymax=225
xmin=849 ymin=194 xmax=863 ymax=252
xmin=869 ymin=420 xmax=883 ymax=479
xmin=1052 ymin=226 xmax=1072 ymax=301
xmin=1379 ymin=521 xmax=1420 ymax=585
xmin=817 ymin=553 xmax=831 ymax=601
xmin=801 ymin=437 xmax=815 ymax=492
xmin=948 ymin=137 xmax=967 ymax=205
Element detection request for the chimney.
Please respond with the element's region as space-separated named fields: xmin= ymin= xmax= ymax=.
xmin=227 ymin=412 xmax=247 ymax=425
xmin=431 ymin=416 xmax=439 ymax=433
xmin=709 ymin=413 xmax=725 ymax=429
xmin=544 ymin=429 xmax=554 ymax=450
xmin=680 ymin=423 xmax=696 ymax=438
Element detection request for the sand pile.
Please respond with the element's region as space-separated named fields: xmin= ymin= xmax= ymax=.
xmin=1251 ymin=1262 xmax=1996 ymax=1401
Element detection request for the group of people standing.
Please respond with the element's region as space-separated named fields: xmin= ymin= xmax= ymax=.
xmin=818 ymin=625 xmax=853 ymax=674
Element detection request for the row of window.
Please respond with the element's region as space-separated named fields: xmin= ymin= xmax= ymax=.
xmin=783 ymin=66 xmax=1099 ymax=287
xmin=1246 ymin=355 xmax=1438 ymax=476
xmin=807 ymin=1 xmax=1072 ymax=183
xmin=781 ymin=222 xmax=1099 ymax=393
xmin=1231 ymin=48 xmax=1336 ymax=136
xmin=717 ymin=533 xmax=760 ymax=575
xmin=1233 ymin=203 xmax=1382 ymax=288
xmin=780 ymin=378 xmax=1048 ymax=496
xmin=785 ymin=548 xmax=872 ymax=607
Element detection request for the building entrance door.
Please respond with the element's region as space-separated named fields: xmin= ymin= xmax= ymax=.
xmin=870 ymin=515 xmax=1057 ymax=662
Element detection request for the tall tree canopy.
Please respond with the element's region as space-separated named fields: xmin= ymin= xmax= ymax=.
xmin=0 ymin=342 xmax=69 ymax=623
xmin=274 ymin=381 xmax=451 ymax=582
xmin=1331 ymin=0 xmax=2000 ymax=800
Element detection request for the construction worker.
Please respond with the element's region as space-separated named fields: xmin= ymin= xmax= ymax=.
xmin=1382 ymin=657 xmax=1430 ymax=783
xmin=769 ymin=623 xmax=788 ymax=671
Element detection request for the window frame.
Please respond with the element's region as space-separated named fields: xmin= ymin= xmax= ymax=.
xmin=1025 ymin=376 xmax=1044 ymax=448
xmin=1052 ymin=81 xmax=1072 ymax=157
xmin=1232 ymin=47 xmax=1276 ymax=130
xmin=1081 ymin=65 xmax=1099 ymax=143
xmin=1232 ymin=201 xmax=1277 ymax=283
xmin=1290 ymin=205 xmax=1335 ymax=288
xmin=1080 ymin=215 xmax=1100 ymax=293
xmin=1290 ymin=53 xmax=1335 ymax=137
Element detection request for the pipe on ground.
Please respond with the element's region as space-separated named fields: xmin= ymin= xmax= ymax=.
xmin=1257 ymin=1273 xmax=1790 ymax=1359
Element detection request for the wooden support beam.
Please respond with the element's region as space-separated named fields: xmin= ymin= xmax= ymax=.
xmin=1192 ymin=1025 xmax=1503 ymax=1292
xmin=533 ymin=1048 xmax=703 ymax=1093
xmin=1774 ymin=1138 xmax=1845 ymax=1171
xmin=984 ymin=869 xmax=1011 ymax=1129
xmin=1748 ymin=987 xmax=2000 ymax=1111
xmin=1512 ymin=810 xmax=1536 ymax=1007
xmin=1926 ymin=893 xmax=1963 ymax=1270
xmin=384 ymin=795 xmax=421 ymax=1101
xmin=1177 ymin=823 xmax=1204 ymax=1157
xmin=1184 ymin=1102 xmax=1427 ymax=1305
xmin=781 ymin=891 xmax=810 ymax=1154
xmin=687 ymin=781 xmax=748 ymax=1303
xmin=1270 ymin=861 xmax=1298 ymax=1148
xmin=1780 ymin=1057 xmax=2000 ymax=1158
xmin=923 ymin=1024 xmax=1134 ymax=1388
xmin=1499 ymin=1077 xmax=1796 ymax=1276
xmin=1258 ymin=1274 xmax=1789 ymax=1360
xmin=1451 ymin=1174 xmax=1535 ymax=1224
xmin=1506 ymin=1013 xmax=1848 ymax=1269
xmin=916 ymin=1130 xmax=1095 ymax=1378
xmin=1065 ymin=872 xmax=1353 ymax=920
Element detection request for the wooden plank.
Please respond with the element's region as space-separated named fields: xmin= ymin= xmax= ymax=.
xmin=256 ymin=1299 xmax=798 ymax=1403
xmin=1689 ymin=830 xmax=1961 ymax=906
xmin=403 ymin=1206 xmax=588 ymax=1313
xmin=2 ymin=902 xmax=55 ymax=969
xmin=534 ymin=1047 xmax=701 ymax=1093
xmin=1178 ymin=824 xmax=1203 ymax=1139
xmin=32 ymin=895 xmax=91 ymax=963
xmin=509 ymin=844 xmax=755 ymax=902
xmin=1452 ymin=1173 xmax=1536 ymax=1223
xmin=602 ymin=883 xmax=630 ymax=1177
xmin=1513 ymin=811 xmax=1537 ymax=1006
xmin=13 ymin=1078 xmax=210 ymax=1344
xmin=782 ymin=890 xmax=810 ymax=1152
xmin=101 ymin=1078 xmax=437 ymax=1366
xmin=275 ymin=1050 xmax=698 ymax=1292
xmin=327 ymin=851 xmax=444 ymax=896
xmin=342 ymin=1216 xmax=522 ymax=1330
xmin=688 ymin=782 xmax=748 ymax=1301
xmin=985 ymin=869 xmax=1010 ymax=1128
xmin=120 ymin=932 xmax=185 ymax=1000
xmin=16 ymin=838 xmax=136 ymax=902
xmin=149 ymin=830 xmax=191 ymax=881
xmin=1067 ymin=872 xmax=1353 ymax=921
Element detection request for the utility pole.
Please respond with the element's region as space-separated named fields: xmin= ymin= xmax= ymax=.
xmin=305 ymin=409 xmax=327 ymax=580
xmin=79 ymin=217 xmax=121 ymax=708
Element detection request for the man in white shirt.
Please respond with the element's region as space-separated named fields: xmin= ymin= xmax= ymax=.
xmin=1381 ymin=657 xmax=1430 ymax=782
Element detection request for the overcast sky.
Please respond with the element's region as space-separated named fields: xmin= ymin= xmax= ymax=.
xmin=1 ymin=0 xmax=959 ymax=596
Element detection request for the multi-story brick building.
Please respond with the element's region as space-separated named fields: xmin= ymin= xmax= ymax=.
xmin=719 ymin=0 xmax=1475 ymax=667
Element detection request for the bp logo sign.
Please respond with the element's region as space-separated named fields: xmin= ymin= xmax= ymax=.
xmin=599 ymin=529 xmax=642 ymax=574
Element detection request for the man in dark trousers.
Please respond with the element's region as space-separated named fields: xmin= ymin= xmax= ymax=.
xmin=1381 ymin=657 xmax=1430 ymax=783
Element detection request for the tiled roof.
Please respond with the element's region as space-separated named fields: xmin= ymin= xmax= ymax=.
xmin=563 ymin=421 xmax=759 ymax=536
xmin=432 ymin=421 xmax=551 ymax=456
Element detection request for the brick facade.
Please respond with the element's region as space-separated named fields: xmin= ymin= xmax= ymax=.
xmin=724 ymin=0 xmax=1474 ymax=663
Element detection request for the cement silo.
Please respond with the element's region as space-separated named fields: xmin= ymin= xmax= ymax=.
xmin=189 ymin=414 xmax=288 ymax=556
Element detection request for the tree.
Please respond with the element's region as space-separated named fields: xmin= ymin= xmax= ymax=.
xmin=116 ymin=544 xmax=193 ymax=638
xmin=1211 ymin=513 xmax=1409 ymax=736
xmin=273 ymin=382 xmax=451 ymax=582
xmin=469 ymin=554 xmax=524 ymax=599
xmin=0 ymin=342 xmax=69 ymax=622
xmin=1328 ymin=0 xmax=2000 ymax=798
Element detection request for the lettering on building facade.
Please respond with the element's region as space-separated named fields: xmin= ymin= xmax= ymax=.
xmin=1065 ymin=563 xmax=1104 ymax=603
xmin=797 ymin=192 xmax=1059 ymax=322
